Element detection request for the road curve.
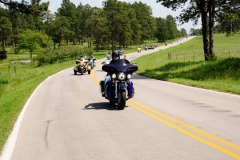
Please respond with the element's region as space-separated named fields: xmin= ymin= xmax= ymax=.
xmin=1 ymin=37 xmax=240 ymax=160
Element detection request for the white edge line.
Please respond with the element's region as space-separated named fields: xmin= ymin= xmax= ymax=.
xmin=0 ymin=69 xmax=68 ymax=160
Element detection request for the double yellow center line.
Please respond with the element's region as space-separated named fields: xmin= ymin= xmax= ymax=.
xmin=90 ymin=64 xmax=240 ymax=159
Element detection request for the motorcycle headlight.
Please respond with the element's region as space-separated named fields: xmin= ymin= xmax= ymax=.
xmin=112 ymin=73 xmax=116 ymax=79
xmin=118 ymin=72 xmax=126 ymax=80
xmin=127 ymin=74 xmax=131 ymax=79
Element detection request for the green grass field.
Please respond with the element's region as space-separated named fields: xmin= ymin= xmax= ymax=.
xmin=134 ymin=34 xmax=240 ymax=94
xmin=0 ymin=33 xmax=240 ymax=153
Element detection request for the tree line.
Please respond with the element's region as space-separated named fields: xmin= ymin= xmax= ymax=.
xmin=2 ymin=0 xmax=238 ymax=62
xmin=0 ymin=0 xmax=186 ymax=54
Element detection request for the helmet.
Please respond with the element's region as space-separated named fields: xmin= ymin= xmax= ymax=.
xmin=112 ymin=51 xmax=120 ymax=60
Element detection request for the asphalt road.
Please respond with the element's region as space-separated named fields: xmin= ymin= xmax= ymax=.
xmin=1 ymin=37 xmax=240 ymax=160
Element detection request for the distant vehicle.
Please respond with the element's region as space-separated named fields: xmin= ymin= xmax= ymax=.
xmin=73 ymin=56 xmax=91 ymax=75
xmin=88 ymin=57 xmax=96 ymax=69
xmin=148 ymin=46 xmax=154 ymax=49
xmin=119 ymin=50 xmax=124 ymax=56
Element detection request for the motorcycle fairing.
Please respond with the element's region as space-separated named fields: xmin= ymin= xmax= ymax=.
xmin=102 ymin=59 xmax=138 ymax=75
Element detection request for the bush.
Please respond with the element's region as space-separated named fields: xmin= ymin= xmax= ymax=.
xmin=0 ymin=51 xmax=7 ymax=61
xmin=35 ymin=47 xmax=94 ymax=65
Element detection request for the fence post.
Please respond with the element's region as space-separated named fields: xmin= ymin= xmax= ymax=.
xmin=14 ymin=65 xmax=16 ymax=73
xmin=168 ymin=52 xmax=171 ymax=60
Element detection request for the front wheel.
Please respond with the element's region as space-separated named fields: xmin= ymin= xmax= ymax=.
xmin=118 ymin=91 xmax=126 ymax=110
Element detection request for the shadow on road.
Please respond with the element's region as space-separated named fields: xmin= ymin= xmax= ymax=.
xmin=84 ymin=102 xmax=129 ymax=111
xmin=70 ymin=73 xmax=90 ymax=76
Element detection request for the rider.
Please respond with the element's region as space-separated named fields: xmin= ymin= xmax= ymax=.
xmin=101 ymin=50 xmax=120 ymax=97
xmin=107 ymin=51 xmax=111 ymax=60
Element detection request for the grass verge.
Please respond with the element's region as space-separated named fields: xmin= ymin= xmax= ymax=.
xmin=134 ymin=34 xmax=240 ymax=94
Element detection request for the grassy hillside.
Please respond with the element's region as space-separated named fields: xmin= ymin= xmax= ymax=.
xmin=134 ymin=34 xmax=240 ymax=94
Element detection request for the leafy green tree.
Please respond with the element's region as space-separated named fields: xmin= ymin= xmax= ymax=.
xmin=190 ymin=28 xmax=196 ymax=36
xmin=0 ymin=17 xmax=12 ymax=52
xmin=84 ymin=5 xmax=97 ymax=48
xmin=8 ymin=9 xmax=23 ymax=47
xmin=90 ymin=8 xmax=108 ymax=51
xmin=75 ymin=3 xmax=87 ymax=45
xmin=103 ymin=0 xmax=123 ymax=51
xmin=180 ymin=28 xmax=187 ymax=37
xmin=128 ymin=6 xmax=141 ymax=45
xmin=131 ymin=1 xmax=155 ymax=43
xmin=156 ymin=0 xmax=240 ymax=61
xmin=112 ymin=1 xmax=133 ymax=48
xmin=17 ymin=29 xmax=52 ymax=62
xmin=218 ymin=13 xmax=240 ymax=36
xmin=49 ymin=16 xmax=71 ymax=48
xmin=0 ymin=8 xmax=12 ymax=51
xmin=190 ymin=28 xmax=202 ymax=36
xmin=166 ymin=15 xmax=178 ymax=39
xmin=56 ymin=0 xmax=77 ymax=45
xmin=156 ymin=0 xmax=210 ymax=60
xmin=155 ymin=17 xmax=168 ymax=42
xmin=0 ymin=0 xmax=49 ymax=15
xmin=43 ymin=10 xmax=54 ymax=37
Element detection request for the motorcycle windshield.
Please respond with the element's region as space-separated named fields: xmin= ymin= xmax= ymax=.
xmin=102 ymin=59 xmax=138 ymax=74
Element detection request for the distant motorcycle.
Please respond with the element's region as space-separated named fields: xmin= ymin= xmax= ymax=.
xmin=88 ymin=57 xmax=96 ymax=69
xmin=100 ymin=59 xmax=138 ymax=110
xmin=73 ymin=56 xmax=91 ymax=75
xmin=107 ymin=54 xmax=112 ymax=60
xmin=138 ymin=47 xmax=141 ymax=53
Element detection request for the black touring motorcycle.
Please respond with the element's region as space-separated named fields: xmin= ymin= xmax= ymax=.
xmin=100 ymin=59 xmax=138 ymax=110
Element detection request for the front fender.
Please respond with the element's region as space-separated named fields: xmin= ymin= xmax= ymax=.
xmin=118 ymin=83 xmax=127 ymax=91
xmin=87 ymin=66 xmax=91 ymax=70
